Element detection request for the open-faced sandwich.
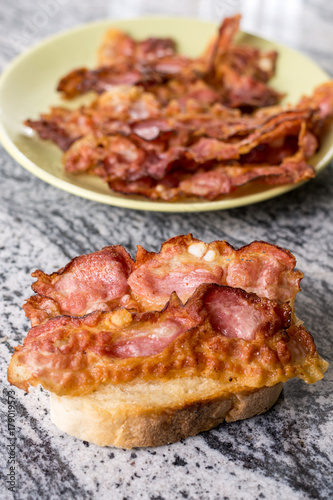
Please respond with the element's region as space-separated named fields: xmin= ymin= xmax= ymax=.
xmin=8 ymin=235 xmax=328 ymax=448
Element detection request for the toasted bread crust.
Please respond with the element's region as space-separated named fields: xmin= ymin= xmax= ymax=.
xmin=50 ymin=378 xmax=283 ymax=448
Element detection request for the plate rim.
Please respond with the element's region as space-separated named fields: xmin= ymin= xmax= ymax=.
xmin=0 ymin=16 xmax=332 ymax=213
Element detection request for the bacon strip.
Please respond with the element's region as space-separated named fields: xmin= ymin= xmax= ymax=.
xmin=59 ymin=30 xmax=179 ymax=98
xmin=177 ymin=158 xmax=315 ymax=200
xmin=56 ymin=56 xmax=195 ymax=100
xmin=98 ymin=29 xmax=177 ymax=67
xmin=8 ymin=283 xmax=327 ymax=396
xmin=60 ymin=106 xmax=314 ymax=187
xmin=56 ymin=15 xmax=280 ymax=111
xmin=205 ymin=15 xmax=281 ymax=106
xmin=97 ymin=29 xmax=136 ymax=67
xmin=63 ymin=134 xmax=147 ymax=181
xmin=187 ymin=109 xmax=311 ymax=163
xmin=27 ymin=92 xmax=318 ymax=198
xmin=228 ymin=46 xmax=278 ymax=83
xmin=24 ymin=116 xmax=78 ymax=151
xmin=24 ymin=246 xmax=134 ymax=325
xmin=221 ymin=67 xmax=282 ymax=108
xmin=298 ymin=81 xmax=333 ymax=135
xmin=23 ymin=236 xmax=303 ymax=327
xmin=25 ymin=90 xmax=264 ymax=153
xmin=25 ymin=86 xmax=162 ymax=151
xmin=128 ymin=235 xmax=303 ymax=311
xmin=206 ymin=13 xmax=241 ymax=78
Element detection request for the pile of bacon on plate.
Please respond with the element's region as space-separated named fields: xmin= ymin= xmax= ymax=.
xmin=25 ymin=14 xmax=333 ymax=201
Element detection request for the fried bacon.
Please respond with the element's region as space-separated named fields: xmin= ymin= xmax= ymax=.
xmin=23 ymin=235 xmax=303 ymax=326
xmin=56 ymin=103 xmax=317 ymax=188
xmin=104 ymin=156 xmax=315 ymax=201
xmin=9 ymin=237 xmax=328 ymax=396
xmin=221 ymin=67 xmax=282 ymax=109
xmin=97 ymin=29 xmax=177 ymax=67
xmin=8 ymin=283 xmax=328 ymax=396
xmin=128 ymin=235 xmax=303 ymax=310
xmin=24 ymin=246 xmax=134 ymax=326
xmin=25 ymin=86 xmax=162 ymax=152
xmin=57 ymin=15 xmax=278 ymax=108
xmin=59 ymin=29 xmax=180 ymax=98
xmin=24 ymin=15 xmax=333 ymax=201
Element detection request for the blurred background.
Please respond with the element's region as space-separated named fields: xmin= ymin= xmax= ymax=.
xmin=1 ymin=0 xmax=333 ymax=75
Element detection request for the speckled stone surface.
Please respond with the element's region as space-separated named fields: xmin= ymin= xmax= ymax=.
xmin=0 ymin=1 xmax=333 ymax=499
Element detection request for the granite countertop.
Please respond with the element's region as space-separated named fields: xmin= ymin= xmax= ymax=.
xmin=0 ymin=1 xmax=332 ymax=499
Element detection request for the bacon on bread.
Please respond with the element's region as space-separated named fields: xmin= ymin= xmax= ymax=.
xmin=8 ymin=236 xmax=328 ymax=447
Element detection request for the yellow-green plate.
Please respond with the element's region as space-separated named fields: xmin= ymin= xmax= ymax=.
xmin=0 ymin=17 xmax=332 ymax=212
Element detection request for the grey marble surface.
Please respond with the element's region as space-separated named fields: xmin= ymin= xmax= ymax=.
xmin=0 ymin=1 xmax=333 ymax=499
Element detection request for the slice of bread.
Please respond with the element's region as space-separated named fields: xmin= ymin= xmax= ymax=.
xmin=50 ymin=377 xmax=283 ymax=448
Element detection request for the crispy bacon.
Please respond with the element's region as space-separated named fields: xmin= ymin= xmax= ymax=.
xmin=57 ymin=65 xmax=143 ymax=99
xmin=25 ymin=86 xmax=162 ymax=151
xmin=24 ymin=116 xmax=78 ymax=151
xmin=8 ymin=283 xmax=328 ymax=396
xmin=185 ymin=108 xmax=311 ymax=164
xmin=23 ymin=236 xmax=303 ymax=327
xmin=104 ymin=156 xmax=315 ymax=201
xmin=215 ymin=14 xmax=240 ymax=53
xmin=221 ymin=67 xmax=282 ymax=109
xmin=97 ymin=29 xmax=136 ymax=67
xmin=27 ymin=90 xmax=323 ymax=199
xmin=57 ymin=56 xmax=195 ymax=100
xmin=63 ymin=133 xmax=186 ymax=182
xmin=23 ymin=295 xmax=61 ymax=328
xmin=205 ymin=14 xmax=281 ymax=106
xmin=60 ymin=105 xmax=315 ymax=188
xmin=24 ymin=246 xmax=134 ymax=324
xmin=98 ymin=28 xmax=177 ymax=67
xmin=128 ymin=235 xmax=303 ymax=311
xmin=57 ymin=14 xmax=280 ymax=111
xmin=9 ymin=237 xmax=328 ymax=397
xmin=177 ymin=157 xmax=315 ymax=200
xmin=27 ymin=96 xmax=317 ymax=198
xmin=25 ymin=88 xmax=263 ymax=154
xmin=228 ymin=46 xmax=278 ymax=83
xmin=223 ymin=240 xmax=302 ymax=303
xmin=24 ymin=16 xmax=333 ymax=201
xmin=96 ymin=30 xmax=178 ymax=70
xmin=203 ymin=285 xmax=291 ymax=340
xmin=298 ymin=81 xmax=333 ymax=135
xmin=63 ymin=134 xmax=147 ymax=180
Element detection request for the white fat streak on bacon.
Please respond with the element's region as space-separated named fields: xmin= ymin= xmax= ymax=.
xmin=32 ymin=247 xmax=134 ymax=317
